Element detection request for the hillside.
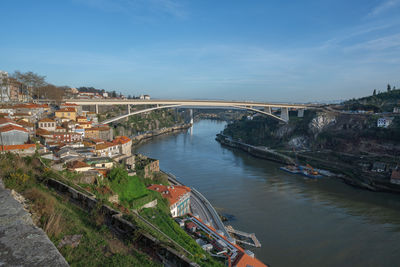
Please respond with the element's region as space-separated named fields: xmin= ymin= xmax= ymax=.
xmin=341 ymin=87 xmax=400 ymax=112
xmin=221 ymin=97 xmax=400 ymax=192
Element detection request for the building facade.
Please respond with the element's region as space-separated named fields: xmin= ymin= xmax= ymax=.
xmin=38 ymin=118 xmax=56 ymax=132
xmin=147 ymin=185 xmax=191 ymax=217
xmin=0 ymin=71 xmax=10 ymax=102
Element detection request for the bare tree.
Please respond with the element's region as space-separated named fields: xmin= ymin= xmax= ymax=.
xmin=12 ymin=71 xmax=47 ymax=100
xmin=40 ymin=84 xmax=65 ymax=104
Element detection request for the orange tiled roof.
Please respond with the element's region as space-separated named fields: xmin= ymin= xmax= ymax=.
xmin=38 ymin=118 xmax=55 ymax=123
xmin=36 ymin=128 xmax=52 ymax=136
xmin=14 ymin=103 xmax=44 ymax=109
xmin=95 ymin=142 xmax=115 ymax=150
xmin=16 ymin=119 xmax=34 ymax=127
xmin=67 ymin=160 xmax=90 ymax=169
xmin=0 ymin=118 xmax=16 ymax=124
xmin=113 ymin=136 xmax=131 ymax=145
xmin=147 ymin=185 xmax=191 ymax=206
xmin=0 ymin=143 xmax=36 ymax=151
xmin=0 ymin=124 xmax=29 ymax=133
xmin=63 ymin=103 xmax=78 ymax=106
xmin=56 ymin=108 xmax=76 ymax=112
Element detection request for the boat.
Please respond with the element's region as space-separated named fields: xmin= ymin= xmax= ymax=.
xmin=280 ymin=164 xmax=323 ymax=178
xmin=299 ymin=164 xmax=323 ymax=179
xmin=279 ymin=165 xmax=301 ymax=174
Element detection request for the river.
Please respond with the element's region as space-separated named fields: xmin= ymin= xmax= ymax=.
xmin=135 ymin=120 xmax=400 ymax=267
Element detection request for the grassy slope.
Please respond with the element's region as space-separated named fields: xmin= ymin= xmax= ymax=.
xmin=0 ymin=153 xmax=159 ymax=267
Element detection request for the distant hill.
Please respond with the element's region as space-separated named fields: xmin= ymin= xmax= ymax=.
xmin=342 ymin=88 xmax=400 ymax=112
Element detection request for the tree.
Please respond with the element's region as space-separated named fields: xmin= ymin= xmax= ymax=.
xmin=12 ymin=71 xmax=46 ymax=100
xmin=39 ymin=84 xmax=65 ymax=104
xmin=387 ymin=84 xmax=391 ymax=92
xmin=393 ymin=86 xmax=396 ymax=90
xmin=373 ymin=89 xmax=376 ymax=96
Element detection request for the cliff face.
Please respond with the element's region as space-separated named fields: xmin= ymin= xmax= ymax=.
xmin=110 ymin=109 xmax=185 ymax=137
xmin=222 ymin=110 xmax=400 ymax=191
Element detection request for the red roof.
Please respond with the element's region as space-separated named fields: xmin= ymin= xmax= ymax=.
xmin=56 ymin=107 xmax=76 ymax=112
xmin=0 ymin=124 xmax=29 ymax=133
xmin=113 ymin=136 xmax=131 ymax=145
xmin=0 ymin=144 xmax=36 ymax=151
xmin=38 ymin=118 xmax=55 ymax=123
xmin=14 ymin=103 xmax=45 ymax=109
xmin=36 ymin=128 xmax=52 ymax=136
xmin=0 ymin=118 xmax=16 ymax=125
xmin=63 ymin=103 xmax=79 ymax=106
xmin=67 ymin=161 xmax=90 ymax=169
xmin=147 ymin=185 xmax=191 ymax=206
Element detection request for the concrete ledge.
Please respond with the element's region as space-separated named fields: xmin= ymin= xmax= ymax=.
xmin=0 ymin=180 xmax=68 ymax=267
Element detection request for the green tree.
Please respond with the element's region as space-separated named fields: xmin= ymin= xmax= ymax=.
xmin=387 ymin=84 xmax=391 ymax=92
xmin=373 ymin=89 xmax=376 ymax=96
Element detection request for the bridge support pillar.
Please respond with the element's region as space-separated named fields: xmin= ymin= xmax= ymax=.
xmin=281 ymin=107 xmax=289 ymax=122
xmin=190 ymin=109 xmax=193 ymax=125
xmin=127 ymin=104 xmax=130 ymax=114
xmin=264 ymin=107 xmax=271 ymax=114
xmin=95 ymin=104 xmax=99 ymax=114
xmin=297 ymin=109 xmax=304 ymax=118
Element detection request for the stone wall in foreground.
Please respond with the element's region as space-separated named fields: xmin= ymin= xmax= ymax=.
xmin=0 ymin=180 xmax=69 ymax=267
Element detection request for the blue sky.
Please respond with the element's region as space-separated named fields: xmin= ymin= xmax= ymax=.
xmin=1 ymin=0 xmax=399 ymax=102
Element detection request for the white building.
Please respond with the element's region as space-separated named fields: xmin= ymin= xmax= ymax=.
xmin=38 ymin=118 xmax=56 ymax=132
xmin=147 ymin=185 xmax=191 ymax=217
xmin=139 ymin=94 xmax=151 ymax=100
xmin=0 ymin=71 xmax=10 ymax=102
xmin=377 ymin=117 xmax=394 ymax=128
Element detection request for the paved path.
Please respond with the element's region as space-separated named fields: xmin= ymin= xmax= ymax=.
xmin=0 ymin=180 xmax=68 ymax=267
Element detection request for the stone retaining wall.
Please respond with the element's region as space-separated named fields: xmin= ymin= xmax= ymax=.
xmin=0 ymin=179 xmax=69 ymax=267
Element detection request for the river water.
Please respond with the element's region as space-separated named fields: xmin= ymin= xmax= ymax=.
xmin=135 ymin=120 xmax=400 ymax=267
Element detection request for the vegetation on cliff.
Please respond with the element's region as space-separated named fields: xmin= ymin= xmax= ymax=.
xmin=0 ymin=153 xmax=159 ymax=267
xmin=342 ymin=86 xmax=400 ymax=112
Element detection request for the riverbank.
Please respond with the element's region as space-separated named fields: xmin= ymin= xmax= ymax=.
xmin=134 ymin=119 xmax=400 ymax=267
xmin=216 ymin=133 xmax=400 ymax=193
xmin=216 ymin=134 xmax=294 ymax=165
xmin=131 ymin=123 xmax=192 ymax=144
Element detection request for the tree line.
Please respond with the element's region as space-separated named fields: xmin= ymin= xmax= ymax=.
xmin=0 ymin=71 xmax=66 ymax=103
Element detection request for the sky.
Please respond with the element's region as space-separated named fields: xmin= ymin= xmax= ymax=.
xmin=0 ymin=0 xmax=399 ymax=102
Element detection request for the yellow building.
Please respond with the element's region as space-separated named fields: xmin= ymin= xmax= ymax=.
xmin=76 ymin=116 xmax=87 ymax=123
xmin=55 ymin=108 xmax=77 ymax=121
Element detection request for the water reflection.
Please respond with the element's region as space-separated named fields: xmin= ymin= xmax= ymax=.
xmin=135 ymin=120 xmax=400 ymax=267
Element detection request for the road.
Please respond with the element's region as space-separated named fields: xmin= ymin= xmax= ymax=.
xmin=164 ymin=171 xmax=231 ymax=238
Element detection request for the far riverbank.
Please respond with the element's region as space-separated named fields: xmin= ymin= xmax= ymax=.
xmin=131 ymin=123 xmax=192 ymax=145
xmin=215 ymin=133 xmax=400 ymax=194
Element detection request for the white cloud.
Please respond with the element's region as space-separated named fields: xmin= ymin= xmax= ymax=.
xmin=73 ymin=0 xmax=186 ymax=18
xmin=368 ymin=0 xmax=400 ymax=17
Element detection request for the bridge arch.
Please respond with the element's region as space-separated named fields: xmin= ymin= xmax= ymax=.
xmin=100 ymin=104 xmax=287 ymax=124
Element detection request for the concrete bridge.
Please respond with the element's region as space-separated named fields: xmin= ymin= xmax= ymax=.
xmin=64 ymin=99 xmax=314 ymax=124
